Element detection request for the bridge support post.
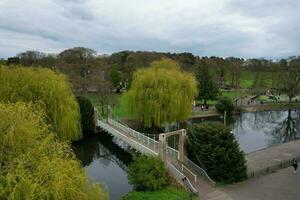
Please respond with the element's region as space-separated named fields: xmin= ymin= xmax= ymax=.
xmin=178 ymin=129 xmax=186 ymax=163
xmin=159 ymin=134 xmax=167 ymax=163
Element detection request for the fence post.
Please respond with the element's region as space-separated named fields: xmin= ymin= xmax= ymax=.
xmin=159 ymin=134 xmax=167 ymax=164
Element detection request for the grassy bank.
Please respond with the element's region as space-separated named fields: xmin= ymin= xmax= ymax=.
xmin=121 ymin=187 xmax=195 ymax=200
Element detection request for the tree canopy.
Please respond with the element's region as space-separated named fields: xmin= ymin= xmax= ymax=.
xmin=278 ymin=71 xmax=300 ymax=102
xmin=196 ymin=61 xmax=219 ymax=104
xmin=187 ymin=122 xmax=247 ymax=183
xmin=0 ymin=65 xmax=81 ymax=141
xmin=125 ymin=58 xmax=197 ymax=128
xmin=0 ymin=102 xmax=107 ymax=200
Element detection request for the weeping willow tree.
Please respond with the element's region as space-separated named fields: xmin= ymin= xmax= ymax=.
xmin=0 ymin=65 xmax=81 ymax=141
xmin=125 ymin=58 xmax=197 ymax=128
xmin=0 ymin=102 xmax=107 ymax=200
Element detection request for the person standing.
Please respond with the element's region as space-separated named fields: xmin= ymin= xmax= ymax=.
xmin=292 ymin=159 xmax=298 ymax=173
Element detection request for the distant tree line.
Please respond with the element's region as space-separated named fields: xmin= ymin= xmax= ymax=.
xmin=5 ymin=48 xmax=300 ymax=88
xmin=4 ymin=47 xmax=300 ymax=104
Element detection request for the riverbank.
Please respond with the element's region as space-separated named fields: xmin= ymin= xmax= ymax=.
xmin=190 ymin=102 xmax=300 ymax=119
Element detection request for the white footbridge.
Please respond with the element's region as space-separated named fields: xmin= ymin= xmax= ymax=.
xmin=96 ymin=108 xmax=215 ymax=196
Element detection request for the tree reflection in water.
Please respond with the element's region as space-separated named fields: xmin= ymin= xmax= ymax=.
xmin=72 ymin=133 xmax=133 ymax=171
xmin=271 ymin=109 xmax=300 ymax=143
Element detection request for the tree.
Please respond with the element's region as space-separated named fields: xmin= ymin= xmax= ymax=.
xmin=226 ymin=57 xmax=243 ymax=89
xmin=77 ymin=96 xmax=96 ymax=134
xmin=215 ymin=97 xmax=234 ymax=115
xmin=187 ymin=122 xmax=247 ymax=183
xmin=110 ymin=64 xmax=122 ymax=88
xmin=0 ymin=102 xmax=107 ymax=200
xmin=17 ymin=50 xmax=46 ymax=66
xmin=278 ymin=71 xmax=300 ymax=103
xmin=0 ymin=65 xmax=81 ymax=141
xmin=196 ymin=61 xmax=219 ymax=105
xmin=128 ymin=155 xmax=169 ymax=191
xmin=125 ymin=58 xmax=197 ymax=128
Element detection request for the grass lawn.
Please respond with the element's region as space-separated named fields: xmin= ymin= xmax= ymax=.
xmin=224 ymin=71 xmax=276 ymax=89
xmin=221 ymin=90 xmax=248 ymax=100
xmin=121 ymin=187 xmax=196 ymax=200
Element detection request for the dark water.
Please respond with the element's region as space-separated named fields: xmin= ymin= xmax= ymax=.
xmin=72 ymin=133 xmax=133 ymax=200
xmin=191 ymin=109 xmax=300 ymax=153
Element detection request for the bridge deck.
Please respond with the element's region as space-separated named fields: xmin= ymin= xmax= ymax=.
xmin=97 ymin=118 xmax=217 ymax=199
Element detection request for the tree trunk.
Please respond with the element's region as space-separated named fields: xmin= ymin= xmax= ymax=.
xmin=204 ymin=99 xmax=207 ymax=105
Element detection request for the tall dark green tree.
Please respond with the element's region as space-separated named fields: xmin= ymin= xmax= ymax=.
xmin=110 ymin=64 xmax=122 ymax=88
xmin=187 ymin=122 xmax=247 ymax=183
xmin=196 ymin=61 xmax=219 ymax=105
xmin=77 ymin=96 xmax=95 ymax=134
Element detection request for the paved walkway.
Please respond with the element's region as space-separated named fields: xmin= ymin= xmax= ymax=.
xmin=195 ymin=140 xmax=300 ymax=200
xmin=246 ymin=140 xmax=300 ymax=177
xmin=222 ymin=167 xmax=300 ymax=200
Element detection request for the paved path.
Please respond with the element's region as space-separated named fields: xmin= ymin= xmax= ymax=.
xmin=222 ymin=167 xmax=300 ymax=200
xmin=196 ymin=140 xmax=300 ymax=200
xmin=246 ymin=140 xmax=300 ymax=177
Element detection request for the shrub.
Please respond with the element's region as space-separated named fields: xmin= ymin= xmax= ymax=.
xmin=187 ymin=122 xmax=247 ymax=183
xmin=77 ymin=96 xmax=95 ymax=134
xmin=0 ymin=65 xmax=81 ymax=141
xmin=128 ymin=155 xmax=170 ymax=191
xmin=215 ymin=97 xmax=234 ymax=115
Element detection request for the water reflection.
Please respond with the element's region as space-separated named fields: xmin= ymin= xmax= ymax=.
xmin=271 ymin=109 xmax=300 ymax=143
xmin=72 ymin=133 xmax=133 ymax=200
xmin=191 ymin=109 xmax=300 ymax=153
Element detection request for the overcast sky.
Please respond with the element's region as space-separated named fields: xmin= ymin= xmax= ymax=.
xmin=0 ymin=0 xmax=300 ymax=58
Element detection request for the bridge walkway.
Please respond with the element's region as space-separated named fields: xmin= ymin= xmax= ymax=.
xmin=97 ymin=117 xmax=227 ymax=199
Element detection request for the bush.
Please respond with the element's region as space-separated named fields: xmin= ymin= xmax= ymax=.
xmin=187 ymin=122 xmax=247 ymax=183
xmin=0 ymin=102 xmax=107 ymax=200
xmin=77 ymin=96 xmax=95 ymax=134
xmin=128 ymin=155 xmax=170 ymax=191
xmin=215 ymin=97 xmax=234 ymax=115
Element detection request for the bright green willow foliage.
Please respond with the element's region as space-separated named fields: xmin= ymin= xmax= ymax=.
xmin=0 ymin=65 xmax=81 ymax=141
xmin=125 ymin=59 xmax=197 ymax=127
xmin=0 ymin=102 xmax=107 ymax=200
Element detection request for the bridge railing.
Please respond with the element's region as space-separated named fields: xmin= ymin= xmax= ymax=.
xmin=166 ymin=161 xmax=199 ymax=196
xmin=184 ymin=156 xmax=216 ymax=185
xmin=166 ymin=146 xmax=179 ymax=160
xmin=107 ymin=118 xmax=160 ymax=152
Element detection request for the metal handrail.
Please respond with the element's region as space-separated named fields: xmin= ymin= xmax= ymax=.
xmin=184 ymin=156 xmax=216 ymax=185
xmin=167 ymin=161 xmax=199 ymax=196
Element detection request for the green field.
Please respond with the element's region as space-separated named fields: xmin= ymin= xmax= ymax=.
xmin=223 ymin=70 xmax=277 ymax=88
xmin=121 ymin=187 xmax=196 ymax=200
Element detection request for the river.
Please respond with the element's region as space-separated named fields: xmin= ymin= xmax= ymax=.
xmin=72 ymin=133 xmax=134 ymax=200
xmin=191 ymin=109 xmax=300 ymax=153
xmin=72 ymin=109 xmax=300 ymax=200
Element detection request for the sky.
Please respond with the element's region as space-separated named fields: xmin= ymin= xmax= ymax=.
xmin=0 ymin=0 xmax=300 ymax=59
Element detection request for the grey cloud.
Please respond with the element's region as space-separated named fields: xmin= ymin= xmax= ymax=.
xmin=0 ymin=0 xmax=300 ymax=58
